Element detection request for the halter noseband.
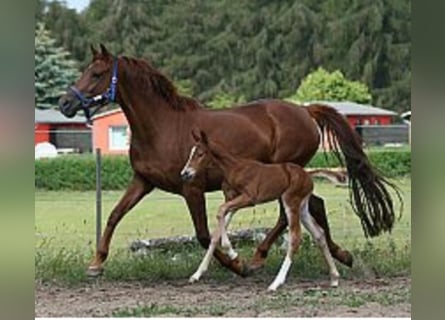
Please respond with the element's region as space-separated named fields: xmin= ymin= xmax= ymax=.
xmin=69 ymin=57 xmax=119 ymax=125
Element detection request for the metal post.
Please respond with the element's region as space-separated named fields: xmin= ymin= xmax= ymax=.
xmin=95 ymin=148 xmax=102 ymax=251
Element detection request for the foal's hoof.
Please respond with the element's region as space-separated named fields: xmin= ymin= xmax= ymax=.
xmin=189 ymin=276 xmax=200 ymax=283
xmin=86 ymin=266 xmax=103 ymax=277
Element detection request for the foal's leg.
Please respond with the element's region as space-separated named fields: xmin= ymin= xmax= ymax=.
xmin=220 ymin=187 xmax=239 ymax=260
xmin=301 ymin=196 xmax=340 ymax=287
xmin=250 ymin=199 xmax=287 ymax=270
xmin=189 ymin=194 xmax=253 ymax=282
xmin=183 ymin=187 xmax=250 ymax=278
xmin=309 ymin=195 xmax=353 ymax=267
xmin=220 ymin=211 xmax=239 ymax=260
xmin=251 ymin=194 xmax=353 ymax=271
xmin=87 ymin=174 xmax=152 ymax=276
xmin=268 ymin=195 xmax=304 ymax=291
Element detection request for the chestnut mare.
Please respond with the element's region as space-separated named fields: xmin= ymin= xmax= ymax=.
xmin=181 ymin=129 xmax=339 ymax=291
xmin=58 ymin=45 xmax=399 ymax=277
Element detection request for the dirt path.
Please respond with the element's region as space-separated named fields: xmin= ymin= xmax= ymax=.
xmin=35 ymin=276 xmax=410 ymax=317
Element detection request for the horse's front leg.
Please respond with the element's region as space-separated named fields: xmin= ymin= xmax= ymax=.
xmin=182 ymin=186 xmax=250 ymax=277
xmin=87 ymin=174 xmax=153 ymax=276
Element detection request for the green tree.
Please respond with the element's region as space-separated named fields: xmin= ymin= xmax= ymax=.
xmin=289 ymin=67 xmax=372 ymax=104
xmin=35 ymin=23 xmax=80 ymax=109
xmin=207 ymin=92 xmax=246 ymax=109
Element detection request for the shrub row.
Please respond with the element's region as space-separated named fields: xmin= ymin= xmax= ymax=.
xmin=307 ymin=148 xmax=411 ymax=177
xmin=35 ymin=149 xmax=410 ymax=191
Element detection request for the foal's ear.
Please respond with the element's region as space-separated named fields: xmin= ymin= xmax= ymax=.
xmin=191 ymin=128 xmax=200 ymax=142
xmin=199 ymin=130 xmax=209 ymax=145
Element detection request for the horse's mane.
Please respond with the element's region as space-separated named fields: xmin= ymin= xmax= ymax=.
xmin=120 ymin=56 xmax=203 ymax=111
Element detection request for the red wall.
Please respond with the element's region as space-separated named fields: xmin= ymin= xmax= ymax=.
xmin=35 ymin=123 xmax=89 ymax=145
xmin=92 ymin=111 xmax=129 ymax=155
xmin=346 ymin=115 xmax=392 ymax=127
xmin=35 ymin=123 xmax=50 ymax=144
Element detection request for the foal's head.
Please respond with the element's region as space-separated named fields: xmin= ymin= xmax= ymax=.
xmin=180 ymin=129 xmax=212 ymax=181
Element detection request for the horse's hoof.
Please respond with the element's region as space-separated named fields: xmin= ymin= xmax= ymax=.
xmin=247 ymin=262 xmax=265 ymax=274
xmin=337 ymin=250 xmax=353 ymax=268
xmin=238 ymin=262 xmax=254 ymax=278
xmin=189 ymin=276 xmax=199 ymax=283
xmin=86 ymin=266 xmax=103 ymax=277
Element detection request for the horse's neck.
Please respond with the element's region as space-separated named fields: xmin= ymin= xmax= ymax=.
xmin=117 ymin=87 xmax=179 ymax=143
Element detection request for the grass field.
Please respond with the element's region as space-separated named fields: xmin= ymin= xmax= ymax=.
xmin=35 ymin=177 xmax=410 ymax=286
xmin=36 ymin=177 xmax=410 ymax=250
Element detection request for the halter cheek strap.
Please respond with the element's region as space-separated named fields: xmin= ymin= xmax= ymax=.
xmin=69 ymin=58 xmax=119 ymax=124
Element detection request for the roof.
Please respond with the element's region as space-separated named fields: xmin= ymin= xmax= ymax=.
xmin=35 ymin=108 xmax=87 ymax=124
xmin=306 ymin=101 xmax=397 ymax=116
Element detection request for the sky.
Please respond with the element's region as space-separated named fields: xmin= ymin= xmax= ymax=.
xmin=62 ymin=0 xmax=91 ymax=12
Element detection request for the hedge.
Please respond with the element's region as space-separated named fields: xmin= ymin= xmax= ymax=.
xmin=35 ymin=149 xmax=410 ymax=191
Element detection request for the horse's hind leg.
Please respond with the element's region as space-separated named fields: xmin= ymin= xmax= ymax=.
xmin=309 ymin=195 xmax=353 ymax=267
xmin=87 ymin=174 xmax=151 ymax=276
xmin=268 ymin=194 xmax=302 ymax=291
xmin=301 ymin=196 xmax=340 ymax=287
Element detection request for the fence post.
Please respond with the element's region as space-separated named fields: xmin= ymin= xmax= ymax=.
xmin=96 ymin=148 xmax=102 ymax=251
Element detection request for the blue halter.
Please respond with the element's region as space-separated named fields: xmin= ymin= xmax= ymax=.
xmin=69 ymin=58 xmax=119 ymax=124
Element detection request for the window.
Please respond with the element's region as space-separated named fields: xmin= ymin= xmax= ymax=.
xmin=109 ymin=126 xmax=129 ymax=150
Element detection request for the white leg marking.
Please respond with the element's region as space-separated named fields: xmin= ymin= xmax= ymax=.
xmin=268 ymin=255 xmax=292 ymax=291
xmin=268 ymin=198 xmax=294 ymax=291
xmin=300 ymin=197 xmax=340 ymax=287
xmin=220 ymin=212 xmax=238 ymax=260
xmin=189 ymin=236 xmax=218 ymax=283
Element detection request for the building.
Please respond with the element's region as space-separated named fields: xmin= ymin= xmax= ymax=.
xmin=90 ymin=101 xmax=406 ymax=154
xmin=305 ymin=101 xmax=408 ymax=147
xmin=91 ymin=109 xmax=130 ymax=155
xmin=35 ymin=108 xmax=91 ymax=153
xmin=308 ymin=101 xmax=397 ymax=128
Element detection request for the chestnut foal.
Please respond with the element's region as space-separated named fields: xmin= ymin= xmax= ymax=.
xmin=181 ymin=129 xmax=339 ymax=291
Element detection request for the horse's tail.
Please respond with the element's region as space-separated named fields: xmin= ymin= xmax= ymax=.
xmin=306 ymin=103 xmax=402 ymax=237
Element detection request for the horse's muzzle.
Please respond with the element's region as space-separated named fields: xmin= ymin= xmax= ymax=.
xmin=58 ymin=95 xmax=78 ymax=118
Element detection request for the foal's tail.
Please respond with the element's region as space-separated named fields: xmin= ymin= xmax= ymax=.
xmin=307 ymin=168 xmax=348 ymax=186
xmin=306 ymin=104 xmax=403 ymax=237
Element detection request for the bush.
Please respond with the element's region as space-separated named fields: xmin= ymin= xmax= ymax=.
xmin=35 ymin=149 xmax=410 ymax=191
xmin=35 ymin=154 xmax=132 ymax=190
xmin=307 ymin=148 xmax=411 ymax=178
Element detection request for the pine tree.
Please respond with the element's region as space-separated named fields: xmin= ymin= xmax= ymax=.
xmin=35 ymin=23 xmax=80 ymax=109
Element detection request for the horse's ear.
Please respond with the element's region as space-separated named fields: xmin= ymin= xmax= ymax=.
xmin=90 ymin=44 xmax=98 ymax=57
xmin=100 ymin=43 xmax=111 ymax=57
